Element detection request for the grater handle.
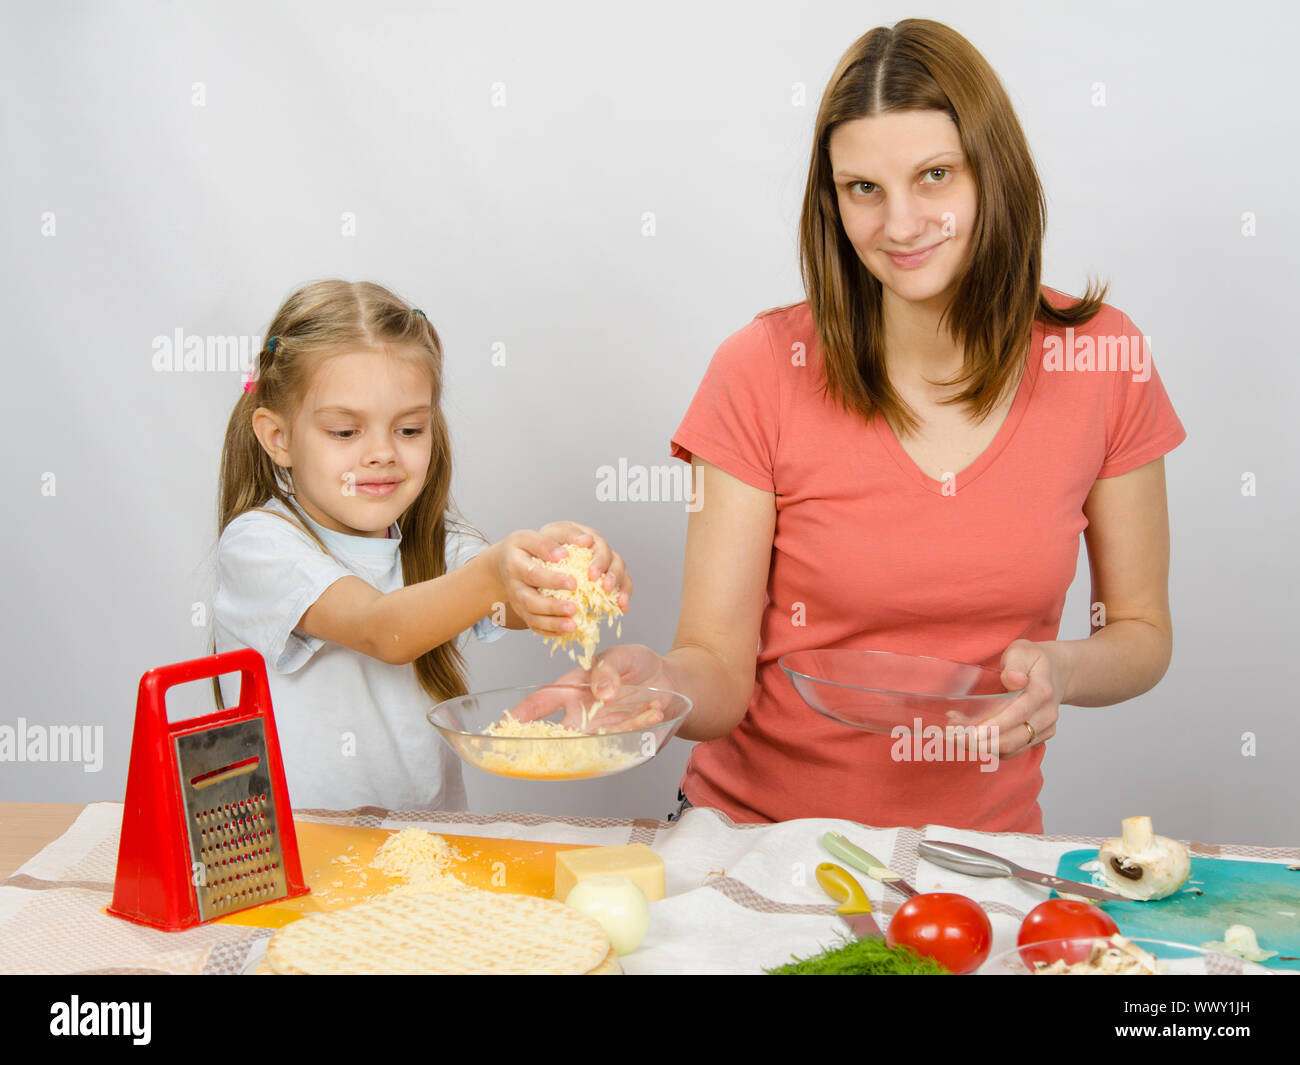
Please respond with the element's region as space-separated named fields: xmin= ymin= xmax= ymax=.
xmin=140 ymin=647 xmax=274 ymax=733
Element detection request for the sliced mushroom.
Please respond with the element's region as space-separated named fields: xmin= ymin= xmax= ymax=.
xmin=1096 ymin=815 xmax=1190 ymax=901
xmin=1196 ymin=924 xmax=1276 ymax=962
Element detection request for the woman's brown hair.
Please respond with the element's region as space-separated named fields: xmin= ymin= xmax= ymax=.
xmin=213 ymin=279 xmax=474 ymax=709
xmin=799 ymin=18 xmax=1109 ymax=435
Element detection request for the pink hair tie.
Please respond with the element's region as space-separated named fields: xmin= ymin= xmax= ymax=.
xmin=243 ymin=371 xmax=257 ymax=394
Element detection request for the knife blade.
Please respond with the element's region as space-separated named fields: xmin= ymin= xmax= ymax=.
xmin=815 ymin=862 xmax=884 ymax=939
xmin=918 ymin=840 xmax=1129 ymax=902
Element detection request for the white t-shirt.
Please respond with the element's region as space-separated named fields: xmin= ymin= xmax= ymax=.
xmin=213 ymin=496 xmax=504 ymax=812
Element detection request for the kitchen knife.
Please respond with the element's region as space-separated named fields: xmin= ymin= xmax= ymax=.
xmin=815 ymin=862 xmax=884 ymax=939
xmin=918 ymin=840 xmax=1129 ymax=902
xmin=821 ymin=831 xmax=917 ymax=897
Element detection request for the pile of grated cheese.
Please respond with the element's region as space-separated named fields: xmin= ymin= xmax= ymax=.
xmin=474 ymin=711 xmax=641 ymax=779
xmin=483 ymin=698 xmax=606 ymax=735
xmin=369 ymin=828 xmax=468 ymax=895
xmin=482 ymin=712 xmax=591 ymax=739
xmin=539 ymin=546 xmax=623 ymax=669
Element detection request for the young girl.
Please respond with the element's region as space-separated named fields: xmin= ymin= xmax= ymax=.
xmin=212 ymin=279 xmax=632 ymax=812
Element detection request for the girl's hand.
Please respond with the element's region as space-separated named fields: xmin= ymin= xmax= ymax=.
xmin=491 ymin=529 xmax=580 ymax=637
xmin=507 ymin=644 xmax=669 ymax=733
xmin=491 ymin=523 xmax=633 ymax=636
xmin=536 ymin=521 xmax=633 ymax=613
xmin=978 ymin=639 xmax=1068 ymax=759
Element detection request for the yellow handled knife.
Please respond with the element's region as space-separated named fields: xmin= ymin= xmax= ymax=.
xmin=815 ymin=862 xmax=884 ymax=940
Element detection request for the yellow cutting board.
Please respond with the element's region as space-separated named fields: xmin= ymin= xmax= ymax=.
xmin=218 ymin=821 xmax=592 ymax=930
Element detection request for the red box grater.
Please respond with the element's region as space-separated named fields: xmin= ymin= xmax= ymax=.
xmin=108 ymin=648 xmax=309 ymax=931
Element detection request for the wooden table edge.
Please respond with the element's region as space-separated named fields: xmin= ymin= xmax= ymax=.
xmin=0 ymin=802 xmax=90 ymax=880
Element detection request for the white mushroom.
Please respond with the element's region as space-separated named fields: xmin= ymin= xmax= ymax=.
xmin=1096 ymin=815 xmax=1190 ymax=900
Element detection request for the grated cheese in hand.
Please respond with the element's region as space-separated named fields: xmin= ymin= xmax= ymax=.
xmin=538 ymin=546 xmax=623 ymax=669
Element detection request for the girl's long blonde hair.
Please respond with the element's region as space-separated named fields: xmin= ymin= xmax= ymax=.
xmin=214 ymin=279 xmax=474 ymax=709
xmin=800 ymin=18 xmax=1110 ymax=436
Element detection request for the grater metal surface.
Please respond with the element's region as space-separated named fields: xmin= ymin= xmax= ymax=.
xmin=176 ymin=717 xmax=290 ymax=921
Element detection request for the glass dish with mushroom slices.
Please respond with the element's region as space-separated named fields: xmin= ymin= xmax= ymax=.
xmin=979 ymin=934 xmax=1276 ymax=975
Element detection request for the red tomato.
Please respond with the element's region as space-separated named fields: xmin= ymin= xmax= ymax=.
xmin=1016 ymin=899 xmax=1120 ymax=968
xmin=885 ymin=892 xmax=992 ymax=974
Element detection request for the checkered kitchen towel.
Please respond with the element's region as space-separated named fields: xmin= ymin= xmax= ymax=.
xmin=2 ymin=803 xmax=1295 ymax=974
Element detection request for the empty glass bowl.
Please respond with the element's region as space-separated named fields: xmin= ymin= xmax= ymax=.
xmin=778 ymin=648 xmax=1024 ymax=734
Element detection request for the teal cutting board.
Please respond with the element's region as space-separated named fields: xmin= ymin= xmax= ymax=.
xmin=1056 ymin=850 xmax=1300 ymax=972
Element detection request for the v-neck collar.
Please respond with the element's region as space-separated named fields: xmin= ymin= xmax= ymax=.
xmin=872 ymin=317 xmax=1044 ymax=495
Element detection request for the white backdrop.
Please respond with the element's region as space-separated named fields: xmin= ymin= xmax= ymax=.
xmin=3 ymin=0 xmax=1297 ymax=845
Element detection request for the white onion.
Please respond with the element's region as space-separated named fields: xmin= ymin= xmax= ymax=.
xmin=564 ymin=876 xmax=650 ymax=956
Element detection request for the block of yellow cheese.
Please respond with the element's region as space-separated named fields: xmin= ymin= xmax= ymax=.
xmin=555 ymin=844 xmax=665 ymax=903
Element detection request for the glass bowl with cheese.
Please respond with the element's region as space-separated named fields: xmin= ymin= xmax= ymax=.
xmin=778 ymin=648 xmax=1025 ymax=734
xmin=428 ymin=684 xmax=692 ymax=781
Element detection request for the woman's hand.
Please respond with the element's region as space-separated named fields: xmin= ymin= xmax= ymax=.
xmin=506 ymin=644 xmax=670 ymax=733
xmin=979 ymin=639 xmax=1071 ymax=759
xmin=490 ymin=523 xmax=633 ymax=635
xmin=587 ymin=643 xmax=671 ymax=699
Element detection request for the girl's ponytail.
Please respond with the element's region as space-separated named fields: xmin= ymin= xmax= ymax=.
xmin=399 ymin=393 xmax=471 ymax=706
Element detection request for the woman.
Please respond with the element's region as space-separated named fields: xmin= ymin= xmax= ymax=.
xmin=572 ymin=19 xmax=1184 ymax=832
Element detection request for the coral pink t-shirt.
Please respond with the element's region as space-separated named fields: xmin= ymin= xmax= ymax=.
xmin=669 ymin=289 xmax=1186 ymax=832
